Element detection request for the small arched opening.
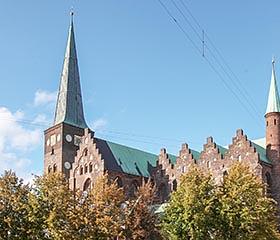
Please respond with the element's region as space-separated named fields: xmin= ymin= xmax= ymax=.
xmin=172 ymin=179 xmax=177 ymax=191
xmin=265 ymin=172 xmax=272 ymax=195
xmin=115 ymin=176 xmax=123 ymax=188
xmin=53 ymin=164 xmax=57 ymax=173
xmin=157 ymin=183 xmax=168 ymax=203
xmin=129 ymin=180 xmax=139 ymax=197
xmin=83 ymin=178 xmax=92 ymax=192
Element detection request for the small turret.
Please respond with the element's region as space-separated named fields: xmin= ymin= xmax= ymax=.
xmin=265 ymin=59 xmax=280 ymax=203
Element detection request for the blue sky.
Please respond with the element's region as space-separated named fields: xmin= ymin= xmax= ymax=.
xmin=0 ymin=1 xmax=279 ymax=180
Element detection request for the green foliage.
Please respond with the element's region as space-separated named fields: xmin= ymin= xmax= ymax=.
xmin=28 ymin=172 xmax=78 ymax=240
xmin=0 ymin=170 xmax=30 ymax=240
xmin=0 ymin=170 xmax=160 ymax=239
xmin=217 ymin=163 xmax=280 ymax=240
xmin=161 ymin=163 xmax=280 ymax=240
xmin=162 ymin=165 xmax=217 ymax=240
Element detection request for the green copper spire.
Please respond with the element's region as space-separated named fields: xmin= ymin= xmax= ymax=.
xmin=54 ymin=12 xmax=87 ymax=128
xmin=266 ymin=59 xmax=280 ymax=115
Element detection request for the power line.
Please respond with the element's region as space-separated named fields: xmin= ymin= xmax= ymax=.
xmin=0 ymin=117 xmax=200 ymax=147
xmin=156 ymin=0 xmax=263 ymax=127
xmin=178 ymin=0 xmax=262 ymax=120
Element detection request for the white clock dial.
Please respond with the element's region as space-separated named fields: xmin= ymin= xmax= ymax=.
xmin=64 ymin=161 xmax=71 ymax=170
xmin=65 ymin=134 xmax=72 ymax=143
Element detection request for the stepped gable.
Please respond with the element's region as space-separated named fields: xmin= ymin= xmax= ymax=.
xmin=199 ymin=136 xmax=225 ymax=170
xmin=152 ymin=148 xmax=177 ymax=203
xmin=173 ymin=143 xmax=199 ymax=182
xmin=69 ymin=128 xmax=104 ymax=190
xmin=224 ymin=129 xmax=259 ymax=168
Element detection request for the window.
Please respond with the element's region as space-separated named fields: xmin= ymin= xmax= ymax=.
xmin=181 ymin=166 xmax=186 ymax=173
xmin=115 ymin=177 xmax=123 ymax=188
xmin=267 ymin=121 xmax=269 ymax=126
xmin=80 ymin=167 xmax=83 ymax=175
xmin=274 ymin=119 xmax=277 ymax=125
xmin=53 ymin=164 xmax=57 ymax=173
xmin=173 ymin=179 xmax=177 ymax=191
xmin=89 ymin=163 xmax=93 ymax=173
xmin=48 ymin=166 xmax=51 ymax=173
xmin=129 ymin=181 xmax=139 ymax=197
xmin=157 ymin=183 xmax=168 ymax=203
xmin=83 ymin=178 xmax=91 ymax=192
xmin=85 ymin=165 xmax=88 ymax=173
xmin=266 ymin=172 xmax=272 ymax=195
xmin=51 ymin=148 xmax=54 ymax=155
xmin=84 ymin=148 xmax=88 ymax=156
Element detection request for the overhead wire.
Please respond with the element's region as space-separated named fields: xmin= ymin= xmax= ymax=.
xmin=156 ymin=0 xmax=263 ymax=127
xmin=0 ymin=117 xmax=200 ymax=151
xmin=178 ymin=0 xmax=263 ymax=120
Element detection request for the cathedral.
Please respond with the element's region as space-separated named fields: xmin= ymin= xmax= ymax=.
xmin=44 ymin=14 xmax=280 ymax=205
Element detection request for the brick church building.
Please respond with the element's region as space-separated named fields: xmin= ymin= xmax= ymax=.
xmin=44 ymin=15 xmax=279 ymax=204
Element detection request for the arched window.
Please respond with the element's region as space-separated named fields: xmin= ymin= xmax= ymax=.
xmin=129 ymin=180 xmax=139 ymax=197
xmin=157 ymin=183 xmax=168 ymax=203
xmin=85 ymin=165 xmax=88 ymax=174
xmin=172 ymin=179 xmax=177 ymax=191
xmin=83 ymin=178 xmax=92 ymax=192
xmin=274 ymin=119 xmax=277 ymax=125
xmin=89 ymin=163 xmax=93 ymax=173
xmin=53 ymin=164 xmax=57 ymax=173
xmin=80 ymin=166 xmax=83 ymax=175
xmin=48 ymin=165 xmax=51 ymax=173
xmin=266 ymin=172 xmax=272 ymax=195
xmin=84 ymin=148 xmax=88 ymax=156
xmin=115 ymin=176 xmax=123 ymax=188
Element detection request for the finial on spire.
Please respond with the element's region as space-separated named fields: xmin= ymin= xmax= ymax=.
xmin=272 ymin=56 xmax=276 ymax=65
xmin=70 ymin=8 xmax=74 ymax=23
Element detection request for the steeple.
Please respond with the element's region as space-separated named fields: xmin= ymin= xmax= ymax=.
xmin=54 ymin=11 xmax=87 ymax=128
xmin=266 ymin=59 xmax=280 ymax=115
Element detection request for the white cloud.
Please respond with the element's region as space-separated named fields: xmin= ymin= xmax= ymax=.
xmin=34 ymin=90 xmax=57 ymax=107
xmin=91 ymin=118 xmax=108 ymax=131
xmin=0 ymin=107 xmax=42 ymax=181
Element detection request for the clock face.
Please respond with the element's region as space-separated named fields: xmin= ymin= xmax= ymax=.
xmin=65 ymin=134 xmax=72 ymax=143
xmin=64 ymin=161 xmax=71 ymax=170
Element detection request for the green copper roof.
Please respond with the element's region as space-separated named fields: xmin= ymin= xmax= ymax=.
xmin=266 ymin=60 xmax=280 ymax=115
xmin=217 ymin=144 xmax=227 ymax=156
xmin=105 ymin=140 xmax=158 ymax=177
xmin=94 ymin=138 xmax=179 ymax=177
xmin=251 ymin=138 xmax=271 ymax=164
xmin=54 ymin=14 xmax=87 ymax=129
xmin=191 ymin=149 xmax=200 ymax=160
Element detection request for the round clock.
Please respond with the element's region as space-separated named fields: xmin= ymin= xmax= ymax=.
xmin=64 ymin=161 xmax=71 ymax=170
xmin=65 ymin=134 xmax=72 ymax=143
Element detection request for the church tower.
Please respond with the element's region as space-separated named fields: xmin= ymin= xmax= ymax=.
xmin=44 ymin=12 xmax=88 ymax=178
xmin=265 ymin=59 xmax=280 ymax=202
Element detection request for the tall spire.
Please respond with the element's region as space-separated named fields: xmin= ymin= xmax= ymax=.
xmin=266 ymin=58 xmax=280 ymax=115
xmin=54 ymin=11 xmax=87 ymax=128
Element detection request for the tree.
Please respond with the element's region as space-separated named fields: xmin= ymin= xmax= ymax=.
xmin=28 ymin=172 xmax=78 ymax=240
xmin=123 ymin=180 xmax=162 ymax=240
xmin=161 ymin=165 xmax=217 ymax=240
xmin=77 ymin=173 xmax=125 ymax=239
xmin=217 ymin=162 xmax=280 ymax=240
xmin=0 ymin=170 xmax=30 ymax=240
